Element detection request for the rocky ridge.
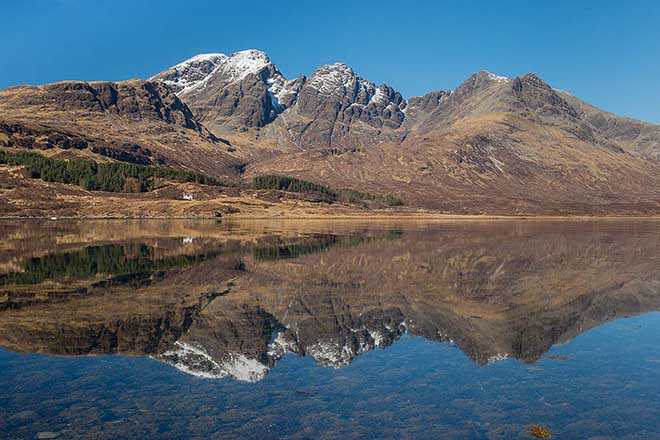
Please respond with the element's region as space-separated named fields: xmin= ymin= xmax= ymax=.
xmin=151 ymin=50 xmax=660 ymax=157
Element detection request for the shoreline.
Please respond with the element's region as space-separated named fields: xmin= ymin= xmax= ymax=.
xmin=4 ymin=214 xmax=660 ymax=221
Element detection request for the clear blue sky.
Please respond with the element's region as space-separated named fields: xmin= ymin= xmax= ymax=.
xmin=2 ymin=0 xmax=659 ymax=123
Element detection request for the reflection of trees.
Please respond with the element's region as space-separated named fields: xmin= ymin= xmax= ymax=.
xmin=0 ymin=244 xmax=225 ymax=285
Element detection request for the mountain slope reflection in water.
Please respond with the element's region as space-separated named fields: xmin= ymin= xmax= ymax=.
xmin=1 ymin=220 xmax=660 ymax=383
xmin=2 ymin=220 xmax=660 ymax=439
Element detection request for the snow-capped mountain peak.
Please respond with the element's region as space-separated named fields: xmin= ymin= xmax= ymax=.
xmin=149 ymin=50 xmax=404 ymax=143
xmin=150 ymin=53 xmax=227 ymax=94
xmin=179 ymin=53 xmax=227 ymax=64
xmin=151 ymin=49 xmax=281 ymax=98
xmin=307 ymin=63 xmax=359 ymax=96
xmin=219 ymin=49 xmax=274 ymax=83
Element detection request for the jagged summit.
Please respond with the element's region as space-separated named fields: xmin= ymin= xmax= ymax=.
xmin=484 ymin=71 xmax=511 ymax=82
xmin=305 ymin=62 xmax=403 ymax=109
xmin=151 ymin=49 xmax=278 ymax=97
xmin=150 ymin=49 xmax=296 ymax=130
xmin=212 ymin=49 xmax=274 ymax=84
xmin=306 ymin=63 xmax=357 ymax=96
xmin=150 ymin=50 xmax=409 ymax=144
xmin=150 ymin=51 xmax=660 ymax=160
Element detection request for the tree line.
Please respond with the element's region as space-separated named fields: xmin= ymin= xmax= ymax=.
xmin=252 ymin=174 xmax=403 ymax=206
xmin=0 ymin=149 xmax=234 ymax=193
xmin=0 ymin=243 xmax=226 ymax=286
xmin=0 ymin=149 xmax=402 ymax=205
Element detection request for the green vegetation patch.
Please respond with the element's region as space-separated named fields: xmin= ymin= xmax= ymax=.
xmin=253 ymin=230 xmax=403 ymax=261
xmin=0 ymin=149 xmax=403 ymax=205
xmin=0 ymin=243 xmax=225 ymax=286
xmin=0 ymin=149 xmax=235 ymax=193
xmin=252 ymin=174 xmax=403 ymax=206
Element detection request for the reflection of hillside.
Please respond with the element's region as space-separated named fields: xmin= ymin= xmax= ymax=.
xmin=1 ymin=221 xmax=660 ymax=382
xmin=0 ymin=227 xmax=393 ymax=356
xmin=0 ymin=243 xmax=231 ymax=286
xmin=0 ymin=253 xmax=245 ymax=355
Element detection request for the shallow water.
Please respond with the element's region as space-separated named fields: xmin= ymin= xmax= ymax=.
xmin=1 ymin=219 xmax=660 ymax=439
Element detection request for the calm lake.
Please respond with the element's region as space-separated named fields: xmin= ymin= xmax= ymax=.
xmin=1 ymin=219 xmax=660 ymax=439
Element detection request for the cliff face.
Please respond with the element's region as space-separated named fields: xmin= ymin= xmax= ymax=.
xmin=151 ymin=50 xmax=304 ymax=132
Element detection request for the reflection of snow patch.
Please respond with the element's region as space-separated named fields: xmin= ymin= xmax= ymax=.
xmin=223 ymin=353 xmax=270 ymax=383
xmin=267 ymin=330 xmax=299 ymax=358
xmin=160 ymin=341 xmax=227 ymax=379
xmin=159 ymin=341 xmax=270 ymax=383
xmin=487 ymin=352 xmax=509 ymax=364
xmin=307 ymin=340 xmax=355 ymax=368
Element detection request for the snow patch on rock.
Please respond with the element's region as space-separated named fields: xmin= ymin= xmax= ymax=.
xmin=151 ymin=53 xmax=227 ymax=94
xmin=485 ymin=71 xmax=511 ymax=83
xmin=307 ymin=63 xmax=358 ymax=96
xmin=487 ymin=352 xmax=509 ymax=364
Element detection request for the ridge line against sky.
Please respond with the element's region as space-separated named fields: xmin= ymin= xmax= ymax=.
xmin=1 ymin=0 xmax=659 ymax=123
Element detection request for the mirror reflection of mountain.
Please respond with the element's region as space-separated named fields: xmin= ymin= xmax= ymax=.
xmin=1 ymin=220 xmax=659 ymax=382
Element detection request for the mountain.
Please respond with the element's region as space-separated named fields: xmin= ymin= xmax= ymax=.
xmin=241 ymin=68 xmax=660 ymax=215
xmin=151 ymin=51 xmax=660 ymax=157
xmin=2 ymin=48 xmax=660 ymax=216
xmin=151 ymin=50 xmax=305 ymax=133
xmin=262 ymin=62 xmax=407 ymax=149
xmin=557 ymin=90 xmax=660 ymax=159
xmin=151 ymin=50 xmax=409 ymax=150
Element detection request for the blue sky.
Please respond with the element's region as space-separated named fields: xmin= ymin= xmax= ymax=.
xmin=2 ymin=0 xmax=659 ymax=123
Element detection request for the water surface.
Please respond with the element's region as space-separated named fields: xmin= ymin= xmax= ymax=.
xmin=1 ymin=219 xmax=660 ymax=439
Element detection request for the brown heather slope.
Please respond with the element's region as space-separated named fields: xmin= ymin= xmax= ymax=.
xmin=558 ymin=90 xmax=660 ymax=160
xmin=0 ymin=79 xmax=241 ymax=178
xmin=0 ymin=161 xmax=411 ymax=218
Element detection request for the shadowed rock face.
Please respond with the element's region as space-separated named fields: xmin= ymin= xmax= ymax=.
xmin=151 ymin=52 xmax=409 ymax=148
xmin=1 ymin=80 xmax=204 ymax=131
xmin=151 ymin=50 xmax=306 ymax=132
xmin=1 ymin=220 xmax=660 ymax=382
xmin=271 ymin=63 xmax=407 ymax=148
